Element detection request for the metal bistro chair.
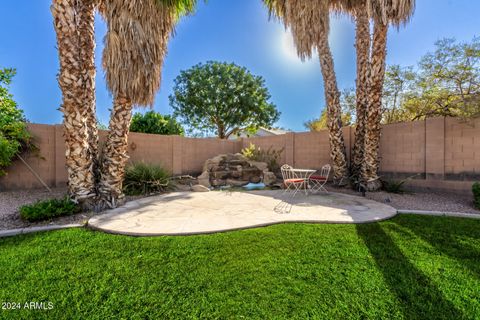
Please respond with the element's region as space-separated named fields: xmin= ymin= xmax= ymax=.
xmin=309 ymin=164 xmax=331 ymax=193
xmin=280 ymin=164 xmax=306 ymax=198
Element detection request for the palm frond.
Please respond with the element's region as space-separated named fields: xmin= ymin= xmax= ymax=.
xmin=100 ymin=0 xmax=176 ymax=106
xmin=367 ymin=0 xmax=416 ymax=26
xmin=263 ymin=0 xmax=330 ymax=61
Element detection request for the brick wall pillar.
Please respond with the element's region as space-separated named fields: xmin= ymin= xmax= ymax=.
xmin=425 ymin=117 xmax=445 ymax=180
xmin=285 ymin=132 xmax=295 ymax=166
xmin=172 ymin=135 xmax=183 ymax=175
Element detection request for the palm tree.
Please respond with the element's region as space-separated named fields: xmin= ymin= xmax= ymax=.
xmin=331 ymin=0 xmax=370 ymax=185
xmin=362 ymin=0 xmax=415 ymax=191
xmin=51 ymin=0 xmax=98 ymax=209
xmin=97 ymin=0 xmax=196 ymax=208
xmin=264 ymin=0 xmax=349 ymax=185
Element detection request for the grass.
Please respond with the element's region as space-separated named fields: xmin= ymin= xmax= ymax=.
xmin=0 ymin=215 xmax=479 ymax=319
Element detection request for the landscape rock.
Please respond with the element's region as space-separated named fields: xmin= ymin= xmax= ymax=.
xmin=263 ymin=171 xmax=277 ymax=186
xmin=211 ymin=179 xmax=227 ymax=187
xmin=192 ymin=185 xmax=210 ymax=192
xmin=226 ymin=179 xmax=250 ymax=187
xmin=197 ymin=171 xmax=211 ymax=188
xmin=249 ymin=161 xmax=268 ymax=172
xmin=174 ymin=184 xmax=192 ymax=192
xmin=198 ymin=153 xmax=269 ymax=189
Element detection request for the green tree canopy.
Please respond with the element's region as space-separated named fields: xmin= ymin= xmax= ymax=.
xmin=383 ymin=37 xmax=480 ymax=123
xmin=169 ymin=61 xmax=280 ymax=139
xmin=0 ymin=68 xmax=34 ymax=176
xmin=305 ymin=88 xmax=356 ymax=131
xmin=130 ymin=111 xmax=184 ymax=135
xmin=313 ymin=38 xmax=480 ymax=126
xmin=381 ymin=65 xmax=417 ymax=124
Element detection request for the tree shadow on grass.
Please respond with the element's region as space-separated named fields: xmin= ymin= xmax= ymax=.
xmin=394 ymin=217 xmax=480 ymax=279
xmin=356 ymin=223 xmax=464 ymax=319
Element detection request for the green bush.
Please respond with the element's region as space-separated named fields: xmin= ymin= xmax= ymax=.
xmin=0 ymin=68 xmax=36 ymax=176
xmin=473 ymin=182 xmax=480 ymax=209
xmin=382 ymin=179 xmax=407 ymax=194
xmin=123 ymin=163 xmax=171 ymax=196
xmin=130 ymin=111 xmax=184 ymax=136
xmin=20 ymin=197 xmax=81 ymax=222
xmin=241 ymin=143 xmax=284 ymax=173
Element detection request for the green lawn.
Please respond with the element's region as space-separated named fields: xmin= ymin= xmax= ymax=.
xmin=0 ymin=215 xmax=479 ymax=319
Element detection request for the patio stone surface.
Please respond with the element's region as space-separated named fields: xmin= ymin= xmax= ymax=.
xmin=88 ymin=190 xmax=397 ymax=236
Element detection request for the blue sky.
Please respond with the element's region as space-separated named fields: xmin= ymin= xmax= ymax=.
xmin=1 ymin=0 xmax=479 ymax=131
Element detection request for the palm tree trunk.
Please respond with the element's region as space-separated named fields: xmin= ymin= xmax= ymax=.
xmin=51 ymin=0 xmax=97 ymax=208
xmin=316 ymin=34 xmax=349 ymax=185
xmin=98 ymin=96 xmax=133 ymax=209
xmin=362 ymin=21 xmax=388 ymax=191
xmin=351 ymin=6 xmax=370 ymax=185
xmin=79 ymin=0 xmax=99 ymax=184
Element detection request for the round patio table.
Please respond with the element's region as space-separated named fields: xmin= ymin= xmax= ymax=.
xmin=289 ymin=168 xmax=316 ymax=195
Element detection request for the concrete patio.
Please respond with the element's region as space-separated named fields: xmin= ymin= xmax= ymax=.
xmin=88 ymin=190 xmax=397 ymax=236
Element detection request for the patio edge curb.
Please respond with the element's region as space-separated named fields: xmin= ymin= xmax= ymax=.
xmin=86 ymin=216 xmax=397 ymax=237
xmin=0 ymin=223 xmax=84 ymax=238
xmin=397 ymin=210 xmax=480 ymax=219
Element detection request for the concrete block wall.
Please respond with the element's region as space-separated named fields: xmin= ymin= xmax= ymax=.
xmin=180 ymin=137 xmax=241 ymax=174
xmin=0 ymin=124 xmax=59 ymax=189
xmin=445 ymin=117 xmax=480 ymax=181
xmin=243 ymin=134 xmax=288 ymax=165
xmin=379 ymin=120 xmax=426 ymax=177
xmin=0 ymin=117 xmax=478 ymax=193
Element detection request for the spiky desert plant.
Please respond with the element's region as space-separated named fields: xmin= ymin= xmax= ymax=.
xmin=362 ymin=0 xmax=415 ymax=191
xmin=123 ymin=162 xmax=171 ymax=196
xmin=51 ymin=0 xmax=99 ymax=209
xmin=98 ymin=0 xmax=196 ymax=208
xmin=264 ymin=0 xmax=349 ymax=185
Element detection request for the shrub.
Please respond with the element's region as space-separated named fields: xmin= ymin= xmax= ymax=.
xmin=20 ymin=197 xmax=81 ymax=222
xmin=130 ymin=111 xmax=184 ymax=136
xmin=0 ymin=68 xmax=36 ymax=176
xmin=381 ymin=174 xmax=421 ymax=194
xmin=241 ymin=143 xmax=284 ymax=173
xmin=382 ymin=179 xmax=407 ymax=194
xmin=123 ymin=163 xmax=171 ymax=196
xmin=473 ymin=182 xmax=480 ymax=209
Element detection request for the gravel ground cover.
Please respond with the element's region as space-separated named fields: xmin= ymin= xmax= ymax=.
xmin=0 ymin=187 xmax=92 ymax=230
xmin=0 ymin=187 xmax=150 ymax=231
xmin=1 ymin=184 xmax=478 ymax=231
xmin=327 ymin=184 xmax=479 ymax=214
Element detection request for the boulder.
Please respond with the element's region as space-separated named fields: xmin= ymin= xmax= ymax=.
xmin=263 ymin=171 xmax=277 ymax=186
xmin=249 ymin=161 xmax=268 ymax=172
xmin=197 ymin=171 xmax=211 ymax=188
xmin=226 ymin=179 xmax=249 ymax=187
xmin=249 ymin=176 xmax=262 ymax=184
xmin=211 ymin=179 xmax=227 ymax=187
xmin=192 ymin=185 xmax=210 ymax=192
xmin=173 ymin=183 xmax=193 ymax=192
xmin=198 ymin=153 xmax=268 ymax=189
